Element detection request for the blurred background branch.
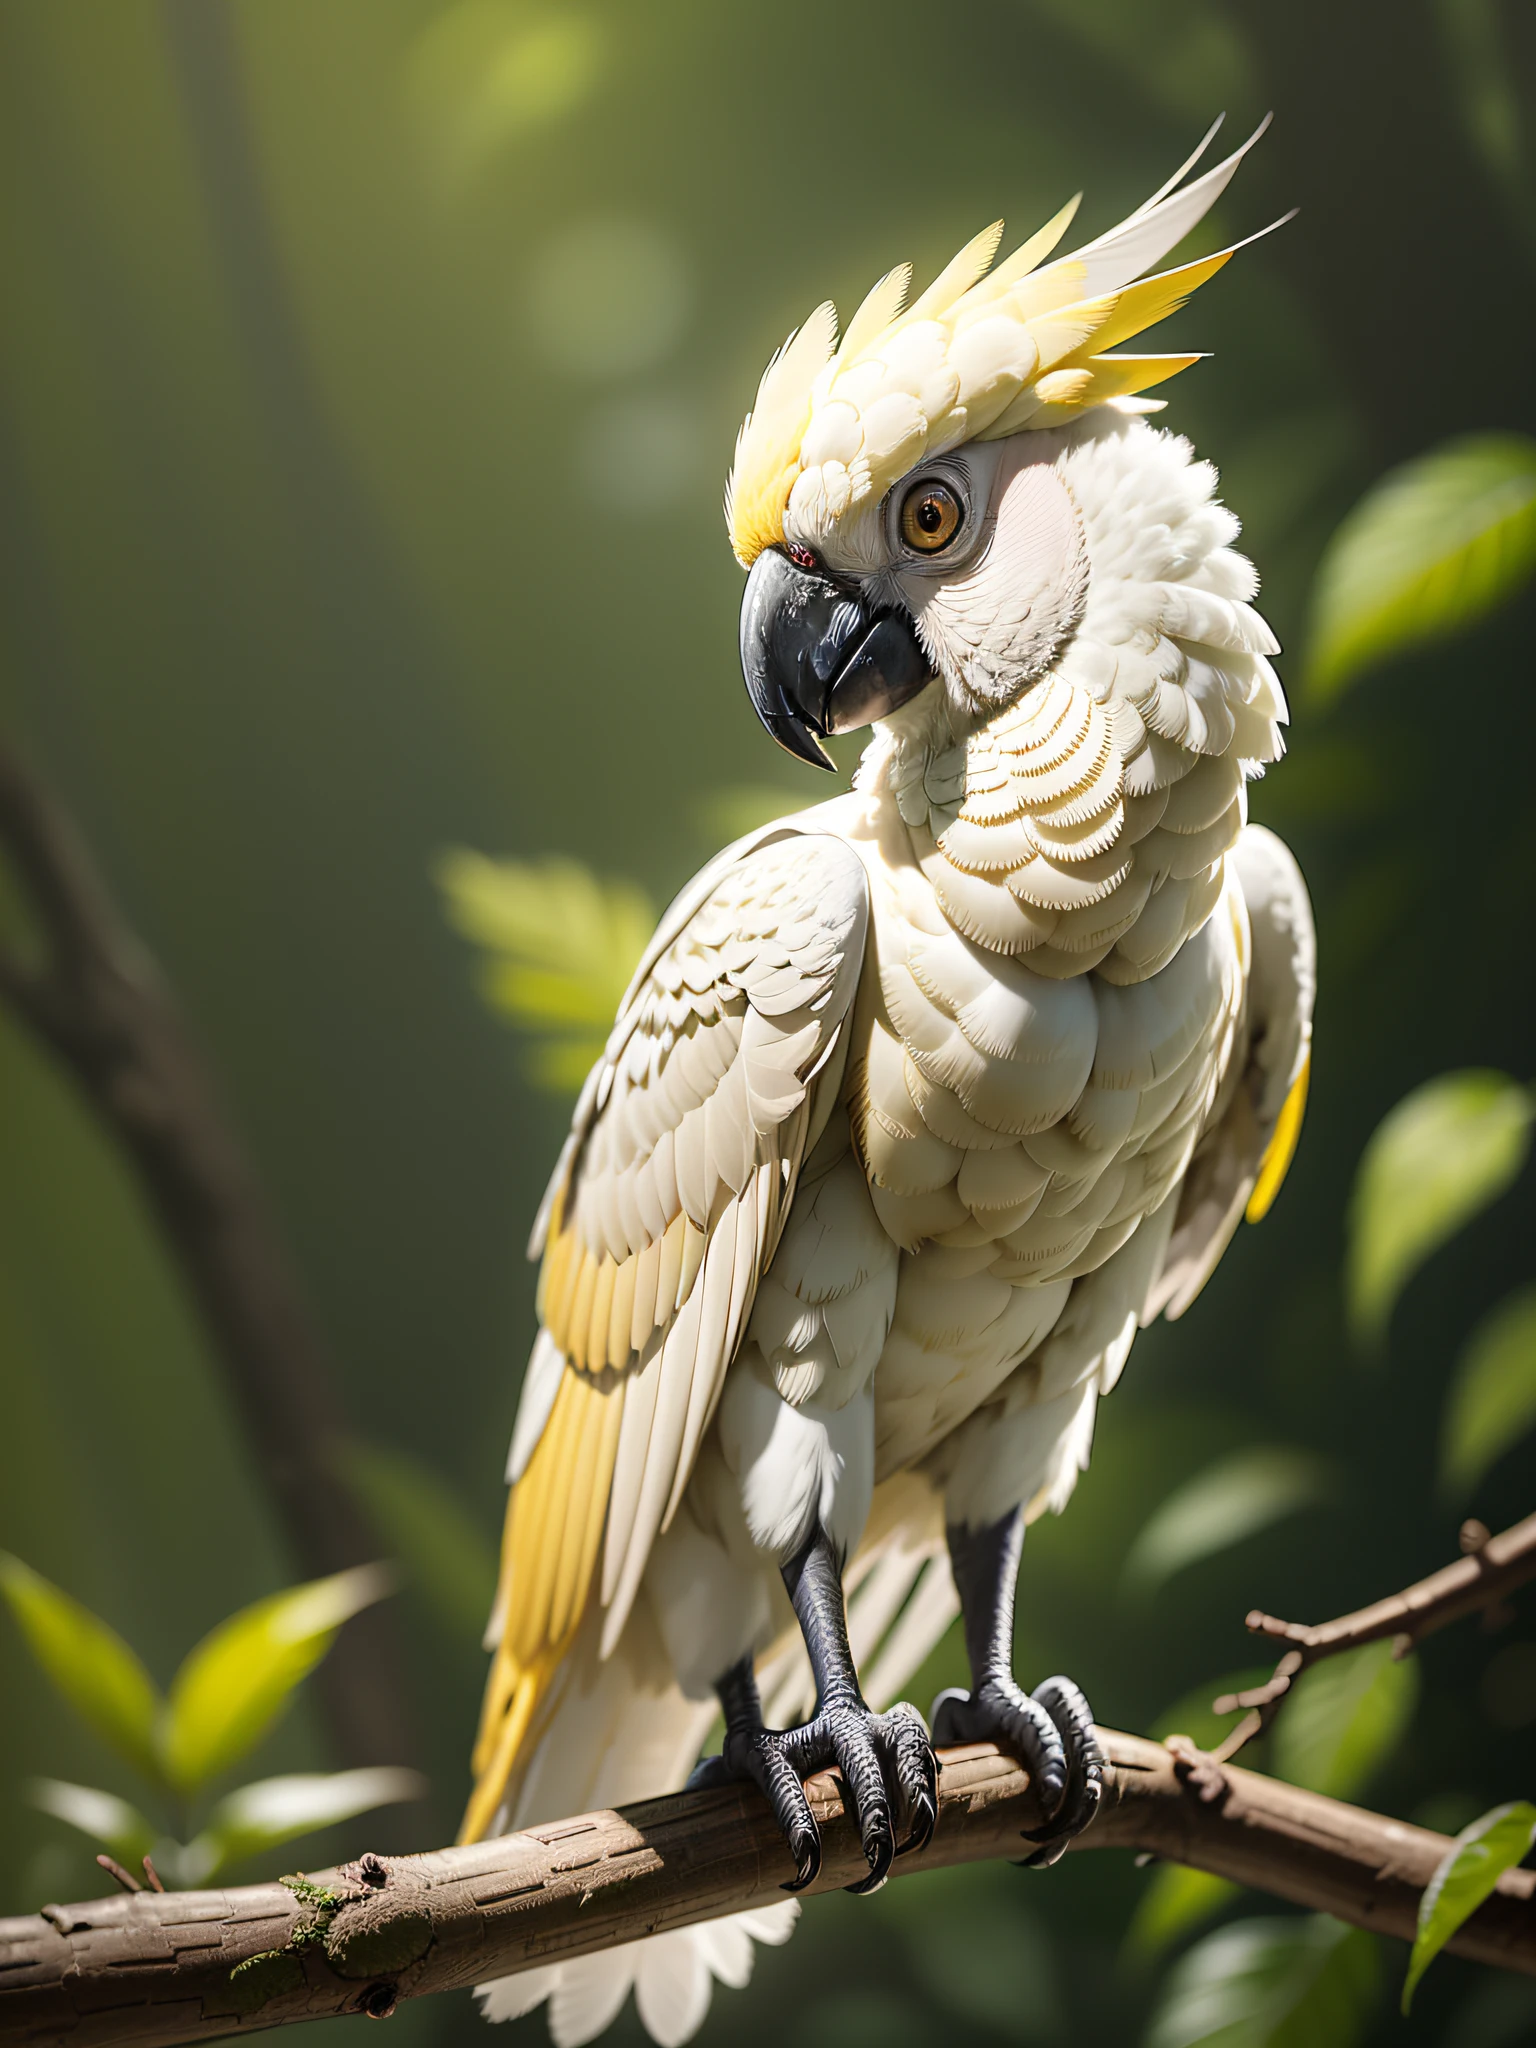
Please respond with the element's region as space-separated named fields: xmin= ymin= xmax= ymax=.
xmin=0 ymin=743 xmax=409 ymax=1770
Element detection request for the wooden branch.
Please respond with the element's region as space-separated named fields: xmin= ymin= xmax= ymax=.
xmin=0 ymin=744 xmax=409 ymax=1768
xmin=1213 ymin=1510 xmax=1536 ymax=1758
xmin=4 ymin=1731 xmax=1533 ymax=2044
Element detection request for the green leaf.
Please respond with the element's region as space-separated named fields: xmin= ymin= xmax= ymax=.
xmin=1123 ymin=1450 xmax=1333 ymax=1594
xmin=1150 ymin=1667 xmax=1275 ymax=1754
xmin=1148 ymin=1915 xmax=1378 ymax=2048
xmin=1274 ymin=1639 xmax=1419 ymax=1802
xmin=26 ymin=1777 xmax=158 ymax=1866
xmin=1127 ymin=1864 xmax=1241 ymax=1960
xmin=159 ymin=1564 xmax=392 ymax=1794
xmin=180 ymin=1767 xmax=426 ymax=1884
xmin=437 ymin=850 xmax=654 ymax=1097
xmin=1308 ymin=433 xmax=1536 ymax=700
xmin=1346 ymin=1071 xmax=1532 ymax=1350
xmin=1402 ymin=1801 xmax=1536 ymax=2013
xmin=0 ymin=1554 xmax=163 ymax=1783
xmin=339 ymin=1440 xmax=498 ymax=1644
xmin=1441 ymin=1285 xmax=1536 ymax=1496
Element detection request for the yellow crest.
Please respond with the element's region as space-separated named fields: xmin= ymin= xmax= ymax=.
xmin=726 ymin=120 xmax=1279 ymax=568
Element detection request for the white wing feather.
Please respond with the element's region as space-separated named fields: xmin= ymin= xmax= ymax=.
xmin=1149 ymin=823 xmax=1315 ymax=1319
xmin=517 ymin=828 xmax=870 ymax=1660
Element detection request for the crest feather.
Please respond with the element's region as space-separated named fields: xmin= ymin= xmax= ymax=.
xmin=970 ymin=194 xmax=1083 ymax=302
xmin=838 ymin=264 xmax=913 ymax=363
xmin=905 ymin=220 xmax=1005 ymax=324
xmin=726 ymin=301 xmax=838 ymax=566
xmin=726 ymin=122 xmax=1278 ymax=565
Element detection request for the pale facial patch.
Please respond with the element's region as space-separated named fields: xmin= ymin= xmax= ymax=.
xmin=896 ymin=438 xmax=1088 ymax=717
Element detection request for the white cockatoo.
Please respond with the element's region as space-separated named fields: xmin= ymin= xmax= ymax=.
xmin=468 ymin=122 xmax=1315 ymax=2047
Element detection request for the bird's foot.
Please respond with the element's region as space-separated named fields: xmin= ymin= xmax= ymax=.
xmin=932 ymin=1671 xmax=1103 ymax=1868
xmin=691 ymin=1693 xmax=937 ymax=1896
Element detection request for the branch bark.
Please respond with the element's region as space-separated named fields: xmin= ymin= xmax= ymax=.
xmin=0 ymin=743 xmax=409 ymax=1768
xmin=1213 ymin=1510 xmax=1536 ymax=1757
xmin=3 ymin=1731 xmax=1533 ymax=2045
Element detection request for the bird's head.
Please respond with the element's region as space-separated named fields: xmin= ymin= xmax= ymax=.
xmin=728 ymin=121 xmax=1278 ymax=768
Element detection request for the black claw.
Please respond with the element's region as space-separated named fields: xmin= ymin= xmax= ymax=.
xmin=783 ymin=1821 xmax=822 ymax=1893
xmin=702 ymin=1681 xmax=935 ymax=1895
xmin=934 ymin=1669 xmax=1102 ymax=1857
xmin=846 ymin=1851 xmax=891 ymax=1896
xmin=832 ymin=1716 xmax=895 ymax=1892
xmin=930 ymin=1686 xmax=971 ymax=1746
xmin=1016 ymin=1674 xmax=1105 ymax=1862
xmin=898 ymin=1790 xmax=937 ymax=1857
xmin=889 ymin=1705 xmax=940 ymax=1857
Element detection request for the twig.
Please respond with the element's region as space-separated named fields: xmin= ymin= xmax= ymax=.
xmin=1212 ymin=1510 xmax=1536 ymax=1760
xmin=92 ymin=1856 xmax=141 ymax=1897
xmin=0 ymin=743 xmax=410 ymax=1768
xmin=4 ymin=1732 xmax=1532 ymax=2044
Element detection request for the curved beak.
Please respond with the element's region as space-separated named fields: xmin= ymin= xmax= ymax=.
xmin=738 ymin=549 xmax=931 ymax=770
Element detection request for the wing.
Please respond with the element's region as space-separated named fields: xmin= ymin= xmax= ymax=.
xmin=464 ymin=829 xmax=869 ymax=1841
xmin=1148 ymin=823 xmax=1316 ymax=1320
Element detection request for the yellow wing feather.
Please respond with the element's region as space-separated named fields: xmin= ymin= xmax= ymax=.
xmin=1246 ymin=1052 xmax=1310 ymax=1225
xmin=461 ymin=1352 xmax=624 ymax=1843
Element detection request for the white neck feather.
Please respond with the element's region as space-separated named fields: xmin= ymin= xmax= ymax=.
xmin=853 ymin=412 xmax=1289 ymax=984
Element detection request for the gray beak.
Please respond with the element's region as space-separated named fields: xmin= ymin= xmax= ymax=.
xmin=738 ymin=549 xmax=932 ymax=770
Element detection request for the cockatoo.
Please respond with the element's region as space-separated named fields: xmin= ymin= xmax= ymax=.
xmin=468 ymin=121 xmax=1314 ymax=2046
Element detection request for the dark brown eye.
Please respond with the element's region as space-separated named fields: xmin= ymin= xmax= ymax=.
xmin=899 ymin=479 xmax=963 ymax=554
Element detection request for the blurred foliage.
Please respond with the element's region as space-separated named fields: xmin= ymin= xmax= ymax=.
xmin=1126 ymin=1865 xmax=1242 ymax=1961
xmin=1146 ymin=1916 xmax=1378 ymax=2048
xmin=341 ymin=1439 xmax=500 ymax=1645
xmin=1345 ymin=1071 xmax=1533 ymax=1351
xmin=1439 ymin=1285 xmax=1536 ymax=1498
xmin=691 ymin=786 xmax=806 ymax=847
xmin=438 ymin=851 xmax=655 ymax=1094
xmin=1149 ymin=1666 xmax=1271 ymax=1752
xmin=440 ymin=784 xmax=814 ymax=1100
xmin=1272 ymin=1641 xmax=1420 ymax=1804
xmin=2 ymin=4 xmax=1535 ymax=2046
xmin=1122 ymin=1448 xmax=1334 ymax=1594
xmin=1308 ymin=435 xmax=1536 ymax=700
xmin=1402 ymin=1802 xmax=1536 ymax=2013
xmin=1 ymin=1556 xmax=417 ymax=1886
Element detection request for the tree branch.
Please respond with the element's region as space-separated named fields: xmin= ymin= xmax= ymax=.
xmin=1213 ymin=1510 xmax=1536 ymax=1758
xmin=0 ymin=743 xmax=409 ymax=1768
xmin=2 ymin=1731 xmax=1533 ymax=2043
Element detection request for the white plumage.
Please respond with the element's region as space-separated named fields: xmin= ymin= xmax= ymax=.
xmin=469 ymin=133 xmax=1314 ymax=2048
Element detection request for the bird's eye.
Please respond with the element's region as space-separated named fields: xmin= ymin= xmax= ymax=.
xmin=899 ymin=479 xmax=964 ymax=555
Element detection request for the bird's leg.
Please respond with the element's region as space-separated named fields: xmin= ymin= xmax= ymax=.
xmin=688 ymin=1527 xmax=937 ymax=1895
xmin=931 ymin=1506 xmax=1104 ymax=1867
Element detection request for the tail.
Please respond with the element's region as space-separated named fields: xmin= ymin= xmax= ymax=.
xmin=473 ymin=1595 xmax=798 ymax=2047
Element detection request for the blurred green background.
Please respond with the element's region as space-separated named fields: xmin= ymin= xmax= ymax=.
xmin=3 ymin=2 xmax=1536 ymax=2044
